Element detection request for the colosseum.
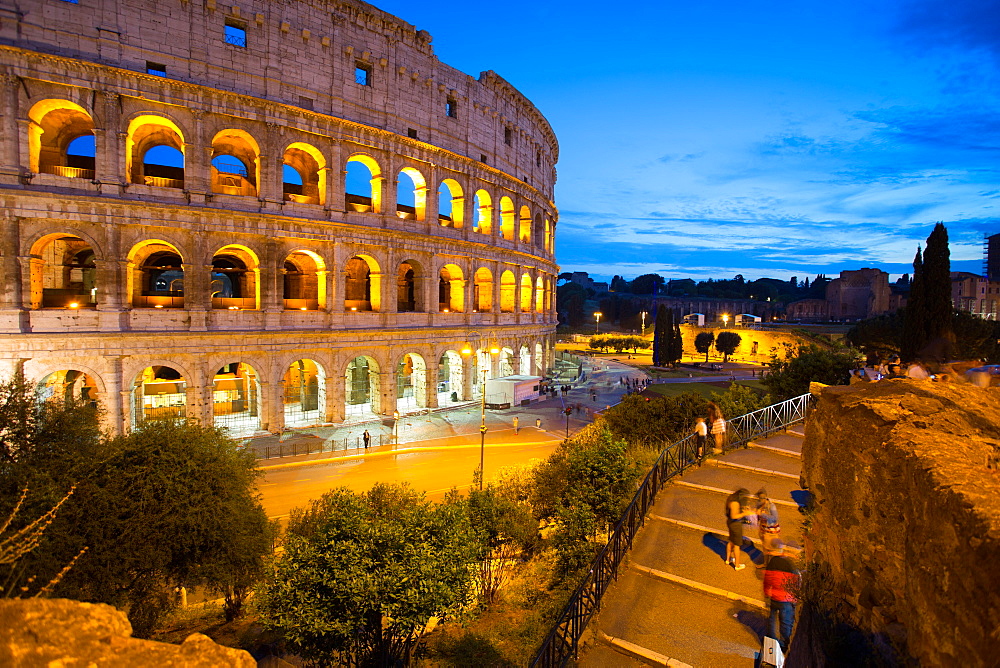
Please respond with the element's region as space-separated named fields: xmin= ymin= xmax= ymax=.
xmin=0 ymin=0 xmax=559 ymax=436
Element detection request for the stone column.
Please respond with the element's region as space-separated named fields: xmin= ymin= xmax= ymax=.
xmin=184 ymin=383 xmax=205 ymax=426
xmin=256 ymin=150 xmax=283 ymax=210
xmin=0 ymin=74 xmax=21 ymax=185
xmin=378 ymin=370 xmax=395 ymax=416
xmin=259 ymin=379 xmax=283 ymax=434
xmin=184 ymin=110 xmax=211 ymax=202
xmin=185 ymin=263 xmax=212 ymax=331
xmin=261 ymin=240 xmax=282 ymax=329
xmin=463 ymin=355 xmax=476 ymax=402
xmin=424 ymin=360 xmax=439 ymax=409
xmin=325 ymin=372 xmax=344 ymax=423
xmin=95 ymin=91 xmax=124 ymax=195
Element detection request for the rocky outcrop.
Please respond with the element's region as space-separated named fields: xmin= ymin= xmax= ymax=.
xmin=0 ymin=598 xmax=255 ymax=667
xmin=802 ymin=380 xmax=1000 ymax=666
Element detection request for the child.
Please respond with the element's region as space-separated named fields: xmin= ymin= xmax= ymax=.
xmin=693 ymin=417 xmax=708 ymax=460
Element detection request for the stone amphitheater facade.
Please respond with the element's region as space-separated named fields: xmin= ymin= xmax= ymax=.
xmin=0 ymin=0 xmax=559 ymax=435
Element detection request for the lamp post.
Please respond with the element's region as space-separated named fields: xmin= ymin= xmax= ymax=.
xmin=392 ymin=410 xmax=400 ymax=443
xmin=462 ymin=333 xmax=500 ymax=489
xmin=640 ymin=311 xmax=648 ymax=336
xmin=594 ymin=311 xmax=603 ymax=335
xmin=722 ymin=313 xmax=729 ymax=327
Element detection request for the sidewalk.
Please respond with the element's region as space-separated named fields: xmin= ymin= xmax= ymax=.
xmin=251 ymin=356 xmax=647 ymax=464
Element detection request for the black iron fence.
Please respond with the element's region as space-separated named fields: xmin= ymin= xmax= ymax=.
xmin=530 ymin=392 xmax=813 ymax=667
xmin=253 ymin=432 xmax=391 ymax=460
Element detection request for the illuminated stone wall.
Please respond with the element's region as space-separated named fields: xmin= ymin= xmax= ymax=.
xmin=0 ymin=0 xmax=558 ymax=434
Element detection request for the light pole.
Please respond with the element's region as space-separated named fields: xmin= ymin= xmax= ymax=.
xmin=462 ymin=333 xmax=499 ymax=489
xmin=594 ymin=311 xmax=603 ymax=335
xmin=392 ymin=410 xmax=400 ymax=443
xmin=640 ymin=311 xmax=648 ymax=336
xmin=722 ymin=313 xmax=729 ymax=327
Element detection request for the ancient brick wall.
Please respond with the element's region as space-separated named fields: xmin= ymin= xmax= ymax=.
xmin=802 ymin=381 xmax=1000 ymax=666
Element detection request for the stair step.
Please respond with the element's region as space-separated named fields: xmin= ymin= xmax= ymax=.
xmin=707 ymin=458 xmax=800 ymax=479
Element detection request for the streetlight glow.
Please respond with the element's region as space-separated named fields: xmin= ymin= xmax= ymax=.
xmin=722 ymin=314 xmax=729 ymax=326
xmin=640 ymin=311 xmax=648 ymax=335
xmin=594 ymin=311 xmax=603 ymax=335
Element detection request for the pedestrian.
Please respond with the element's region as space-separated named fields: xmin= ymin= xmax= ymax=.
xmin=725 ymin=488 xmax=753 ymax=570
xmin=513 ymin=416 xmax=519 ymax=434
xmin=756 ymin=488 xmax=780 ymax=539
xmin=693 ymin=417 xmax=708 ymax=461
xmin=763 ymin=540 xmax=801 ymax=653
xmin=535 ymin=417 xmax=542 ymax=429
xmin=363 ymin=429 xmax=370 ymax=450
xmin=708 ymin=401 xmax=726 ymax=454
xmin=591 ymin=389 xmax=597 ymax=402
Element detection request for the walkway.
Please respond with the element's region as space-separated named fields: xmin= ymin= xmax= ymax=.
xmin=579 ymin=426 xmax=807 ymax=668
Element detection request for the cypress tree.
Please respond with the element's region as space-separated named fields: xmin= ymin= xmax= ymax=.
xmin=652 ymin=305 xmax=668 ymax=367
xmin=902 ymin=246 xmax=925 ymax=361
xmin=923 ymin=223 xmax=952 ymax=341
xmin=670 ymin=322 xmax=684 ymax=366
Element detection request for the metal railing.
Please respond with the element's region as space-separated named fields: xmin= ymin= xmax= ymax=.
xmin=530 ymin=392 xmax=812 ymax=667
xmin=253 ymin=432 xmax=390 ymax=459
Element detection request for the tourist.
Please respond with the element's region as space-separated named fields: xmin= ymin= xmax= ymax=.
xmin=513 ymin=416 xmax=519 ymax=434
xmin=708 ymin=401 xmax=726 ymax=454
xmin=763 ymin=539 xmax=801 ymax=653
xmin=693 ymin=417 xmax=708 ymax=461
xmin=363 ymin=429 xmax=370 ymax=450
xmin=757 ymin=488 xmax=781 ymax=542
xmin=907 ymin=360 xmax=930 ymax=380
xmin=725 ymin=488 xmax=753 ymax=570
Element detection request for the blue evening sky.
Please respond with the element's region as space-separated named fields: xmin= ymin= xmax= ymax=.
xmin=383 ymin=1 xmax=998 ymax=282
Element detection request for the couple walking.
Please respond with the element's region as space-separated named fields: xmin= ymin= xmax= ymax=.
xmin=693 ymin=402 xmax=726 ymax=459
xmin=724 ymin=487 xmax=779 ymax=569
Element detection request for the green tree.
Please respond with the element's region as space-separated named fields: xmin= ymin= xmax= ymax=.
xmin=652 ymin=305 xmax=669 ymax=366
xmin=695 ymin=331 xmax=715 ymax=363
xmin=710 ymin=383 xmax=771 ymax=419
xmin=715 ymin=331 xmax=742 ymax=362
xmin=922 ymin=223 xmax=953 ymax=343
xmin=467 ymin=485 xmax=536 ymax=606
xmin=599 ymin=392 xmax=708 ymax=448
xmin=669 ymin=322 xmax=684 ymax=366
xmin=763 ymin=344 xmax=858 ymax=400
xmin=902 ymin=246 xmax=925 ymax=361
xmin=630 ymin=273 xmax=665 ymax=295
xmin=845 ymin=311 xmax=904 ymax=360
xmin=259 ymin=483 xmax=478 ymax=666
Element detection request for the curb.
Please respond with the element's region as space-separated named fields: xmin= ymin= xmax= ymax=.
xmin=672 ymin=480 xmax=798 ymax=508
xmin=748 ymin=440 xmax=803 ymax=458
xmin=649 ymin=514 xmax=762 ymax=546
xmin=598 ymin=631 xmax=693 ymax=668
xmin=706 ymin=459 xmax=800 ymax=479
xmin=634 ymin=564 xmax=768 ymax=610
xmin=258 ymin=439 xmax=561 ymax=471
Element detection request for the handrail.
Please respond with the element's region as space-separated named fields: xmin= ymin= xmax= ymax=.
xmin=530 ymin=392 xmax=812 ymax=667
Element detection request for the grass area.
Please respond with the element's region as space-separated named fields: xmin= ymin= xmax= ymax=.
xmin=643 ymin=380 xmax=768 ymax=400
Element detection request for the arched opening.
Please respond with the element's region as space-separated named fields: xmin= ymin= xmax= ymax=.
xmin=211 ymin=129 xmax=259 ymax=197
xmin=27 ymin=99 xmax=95 ymax=178
xmin=438 ymin=264 xmax=464 ymax=313
xmin=535 ymin=342 xmax=545 ymax=375
xmin=474 ymin=267 xmax=493 ymax=312
xmin=396 ymin=353 xmax=427 ymax=413
xmin=499 ymin=196 xmax=515 ymax=241
xmin=126 ymin=115 xmax=185 ymax=188
xmin=473 ymin=189 xmax=492 ymax=234
xmin=37 ymin=369 xmax=99 ymax=408
xmin=345 ymin=255 xmax=380 ymax=312
xmin=520 ymin=274 xmax=533 ymax=312
xmin=519 ymin=205 xmax=532 ymax=243
xmin=499 ymin=347 xmax=515 ymax=377
xmin=213 ymin=362 xmax=262 ymax=436
xmin=283 ymin=359 xmax=326 ymax=428
xmin=533 ymin=213 xmax=544 ymax=249
xmin=473 ymin=347 xmax=497 ymax=399
xmin=396 ymin=167 xmax=426 ymax=220
xmin=211 ymin=245 xmax=258 ymax=309
xmin=282 ymin=142 xmax=325 ymax=205
xmin=438 ymin=179 xmax=464 ymax=228
xmin=500 ymin=270 xmax=516 ymax=313
xmin=535 ymin=276 xmax=545 ymax=313
xmin=519 ymin=345 xmax=532 ymax=375
xmin=345 ymin=356 xmax=380 ymax=418
xmin=129 ymin=241 xmax=184 ymax=308
xmin=131 ymin=365 xmax=186 ymax=428
xmin=437 ymin=350 xmax=464 ymax=405
xmin=30 ymin=234 xmax=97 ymax=308
xmin=544 ymin=218 xmax=553 ymax=253
xmin=397 ymin=261 xmax=419 ymax=312
xmin=345 ymin=155 xmax=382 ymax=213
xmin=283 ymin=250 xmax=324 ymax=310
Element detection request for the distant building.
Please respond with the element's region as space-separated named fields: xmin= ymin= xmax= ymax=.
xmin=565 ymin=272 xmax=597 ymax=291
xmin=952 ymin=272 xmax=1000 ymax=320
xmin=786 ymin=268 xmax=895 ymax=322
xmin=986 ymin=233 xmax=1000 ymax=281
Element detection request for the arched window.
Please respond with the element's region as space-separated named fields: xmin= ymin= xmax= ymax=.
xmin=211 ymin=246 xmax=258 ymax=309
xmin=396 ymin=353 xmax=427 ymax=413
xmin=127 ymin=115 xmax=185 ymax=188
xmin=397 ymin=261 xmax=420 ymax=312
xmin=396 ymin=167 xmax=426 ymax=220
xmin=535 ymin=276 xmax=545 ymax=313
xmin=27 ymin=100 xmax=95 ymax=178
xmin=437 ymin=351 xmax=465 ymax=404
xmin=213 ymin=362 xmax=262 ymax=436
xmin=345 ymin=255 xmax=381 ymax=311
xmin=438 ymin=179 xmax=464 ymax=228
xmin=132 ymin=365 xmax=186 ymax=428
xmin=500 ymin=270 xmax=516 ymax=313
xmin=211 ymin=129 xmax=259 ymax=197
xmin=438 ymin=264 xmax=464 ymax=312
xmin=283 ymin=143 xmax=326 ymax=205
xmin=520 ymin=274 xmax=533 ymax=312
xmin=283 ymin=250 xmax=324 ymax=310
xmin=473 ymin=189 xmax=492 ymax=234
xmin=38 ymin=370 xmax=99 ymax=408
xmin=283 ymin=359 xmax=326 ymax=428
xmin=345 ymin=155 xmax=382 ymax=213
xmin=519 ymin=206 xmax=532 ymax=243
xmin=130 ymin=241 xmax=184 ymax=308
xmin=499 ymin=196 xmax=515 ymax=241
xmin=29 ymin=234 xmax=97 ymax=309
xmin=533 ymin=213 xmax=544 ymax=249
xmin=474 ymin=267 xmax=493 ymax=312
xmin=345 ymin=356 xmax=380 ymax=417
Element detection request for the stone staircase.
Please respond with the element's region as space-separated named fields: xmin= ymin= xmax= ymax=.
xmin=578 ymin=426 xmax=807 ymax=668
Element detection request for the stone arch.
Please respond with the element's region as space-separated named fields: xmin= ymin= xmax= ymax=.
xmin=397 ymin=258 xmax=424 ymax=312
xmin=499 ymin=196 xmax=515 ymax=241
xmin=395 ymin=352 xmax=427 ymax=412
xmin=438 ymin=178 xmax=464 ymax=228
xmin=26 ymin=232 xmax=101 ymax=309
xmin=211 ymin=244 xmax=260 ymax=309
xmin=545 ymin=218 xmax=553 ymax=254
xmin=27 ymin=99 xmax=95 ymax=178
xmin=437 ymin=349 xmax=465 ymax=405
xmin=211 ymin=361 xmax=262 ymax=436
xmin=125 ymin=114 xmax=185 ymax=188
xmin=535 ymin=275 xmax=545 ymax=313
xmin=500 ymin=270 xmax=516 ymax=313
xmin=283 ymin=249 xmax=325 ymax=310
xmin=34 ymin=366 xmax=104 ymax=409
xmin=127 ymin=239 xmax=185 ymax=308
xmin=396 ymin=166 xmax=427 ymax=221
xmin=283 ymin=358 xmax=326 ymax=428
xmin=533 ymin=213 xmax=544 ymax=249
xmin=131 ymin=363 xmax=188 ymax=428
xmin=519 ymin=205 xmax=532 ymax=244
xmin=474 ymin=267 xmax=493 ymax=312
xmin=519 ymin=344 xmax=531 ymax=375
xmin=345 ymin=254 xmax=382 ymax=311
xmin=535 ymin=342 xmax=545 ymax=375
xmin=520 ymin=273 xmax=533 ymax=312
xmin=438 ymin=263 xmax=465 ymax=312
xmin=282 ymin=142 xmax=326 ymax=205
xmin=499 ymin=347 xmax=516 ymax=377
xmin=345 ymin=355 xmax=381 ymax=418
xmin=210 ymin=129 xmax=260 ymax=197
xmin=473 ymin=189 xmax=492 ymax=234
xmin=345 ymin=153 xmax=382 ymax=213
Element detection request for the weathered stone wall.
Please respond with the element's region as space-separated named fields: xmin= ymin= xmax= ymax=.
xmin=802 ymin=381 xmax=1000 ymax=666
xmin=0 ymin=598 xmax=254 ymax=667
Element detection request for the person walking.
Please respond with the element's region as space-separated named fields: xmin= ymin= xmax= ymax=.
xmin=693 ymin=417 xmax=708 ymax=461
xmin=535 ymin=417 xmax=542 ymax=429
xmin=725 ymin=488 xmax=753 ymax=570
xmin=362 ymin=429 xmax=371 ymax=450
xmin=763 ymin=540 xmax=801 ymax=653
xmin=756 ymin=488 xmax=781 ymax=543
xmin=513 ymin=416 xmax=519 ymax=434
xmin=708 ymin=401 xmax=726 ymax=454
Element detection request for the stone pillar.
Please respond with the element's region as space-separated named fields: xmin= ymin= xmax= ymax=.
xmin=256 ymin=150 xmax=282 ymax=209
xmin=19 ymin=256 xmax=42 ymax=310
xmin=261 ymin=240 xmax=282 ymax=329
xmin=325 ymin=372 xmax=343 ymax=423
xmin=184 ymin=111 xmax=211 ymax=202
xmin=259 ymin=379 xmax=283 ymax=434
xmin=463 ymin=355 xmax=475 ymax=403
xmin=378 ymin=370 xmax=395 ymax=416
xmin=185 ymin=263 xmax=212 ymax=331
xmin=382 ymin=159 xmax=398 ymax=222
xmin=0 ymin=74 xmax=21 ymax=185
xmin=423 ymin=166 xmax=439 ymax=234
xmin=184 ymin=383 xmax=205 ymax=426
xmin=95 ymin=91 xmax=124 ymax=194
xmin=424 ymin=360 xmax=439 ymax=409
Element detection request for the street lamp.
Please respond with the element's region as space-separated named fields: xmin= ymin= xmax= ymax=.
xmin=640 ymin=311 xmax=648 ymax=336
xmin=462 ymin=332 xmax=500 ymax=489
xmin=594 ymin=311 xmax=603 ymax=335
xmin=392 ymin=410 xmax=400 ymax=443
xmin=722 ymin=313 xmax=729 ymax=327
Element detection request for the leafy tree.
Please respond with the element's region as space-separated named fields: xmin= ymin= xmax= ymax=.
xmin=259 ymin=483 xmax=478 ymax=666
xmin=630 ymin=273 xmax=665 ymax=295
xmin=710 ymin=383 xmax=771 ymax=420
xmin=669 ymin=322 xmax=684 ymax=366
xmin=467 ymin=485 xmax=536 ymax=606
xmin=763 ymin=344 xmax=858 ymax=400
xmin=610 ymin=275 xmax=630 ymax=293
xmin=953 ymin=310 xmax=1000 ymax=362
xmin=715 ymin=331 xmax=742 ymax=362
xmin=923 ymin=223 xmax=952 ymax=339
xmin=695 ymin=331 xmax=715 ymax=363
xmin=845 ymin=311 xmax=903 ymax=360
xmin=556 ymin=282 xmax=587 ymax=327
xmin=599 ymin=392 xmax=708 ymax=448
